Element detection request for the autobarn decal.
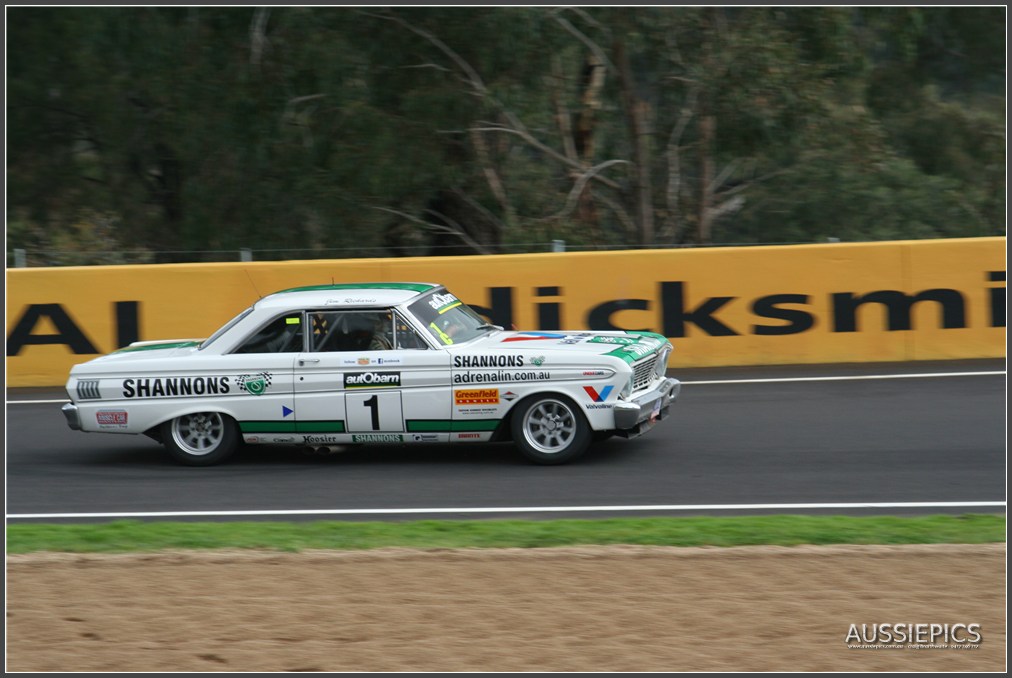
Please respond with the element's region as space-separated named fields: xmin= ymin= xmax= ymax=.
xmin=453 ymin=354 xmax=525 ymax=368
xmin=428 ymin=292 xmax=462 ymax=313
xmin=344 ymin=371 xmax=401 ymax=389
xmin=122 ymin=376 xmax=230 ymax=398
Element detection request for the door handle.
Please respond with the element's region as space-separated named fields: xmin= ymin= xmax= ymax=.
xmin=299 ymin=358 xmax=320 ymax=366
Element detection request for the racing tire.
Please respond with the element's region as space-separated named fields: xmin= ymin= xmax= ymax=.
xmin=510 ymin=394 xmax=591 ymax=465
xmin=161 ymin=411 xmax=240 ymax=466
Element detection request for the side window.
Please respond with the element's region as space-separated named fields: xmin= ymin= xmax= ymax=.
xmin=234 ymin=314 xmax=303 ymax=354
xmin=394 ymin=313 xmax=429 ymax=350
xmin=310 ymin=311 xmax=395 ymax=352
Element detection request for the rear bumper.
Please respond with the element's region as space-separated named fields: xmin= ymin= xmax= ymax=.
xmin=62 ymin=402 xmax=82 ymax=431
xmin=614 ymin=377 xmax=680 ymax=438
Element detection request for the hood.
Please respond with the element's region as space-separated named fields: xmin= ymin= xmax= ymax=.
xmin=461 ymin=330 xmax=669 ymax=363
xmin=84 ymin=339 xmax=204 ymax=365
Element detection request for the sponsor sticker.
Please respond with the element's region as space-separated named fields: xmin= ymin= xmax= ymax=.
xmin=352 ymin=433 xmax=404 ymax=443
xmin=428 ymin=292 xmax=462 ymax=314
xmin=122 ymin=376 xmax=231 ymax=398
xmin=454 ymin=354 xmax=525 ymax=368
xmin=589 ymin=335 xmax=639 ymax=346
xmin=455 ymin=389 xmax=500 ymax=405
xmin=453 ymin=371 xmax=550 ymax=384
xmin=502 ymin=332 xmax=567 ymax=342
xmin=583 ymin=385 xmax=614 ymax=402
xmin=344 ymin=372 xmax=401 ymax=389
xmin=303 ymin=434 xmax=343 ymax=445
xmin=560 ymin=333 xmax=593 ymax=345
xmin=412 ymin=433 xmax=440 ymax=442
xmin=96 ymin=410 xmax=128 ymax=427
xmin=341 ymin=356 xmax=404 ymax=366
xmin=237 ymin=372 xmax=273 ymax=396
xmin=502 ymin=391 xmax=519 ymax=401
xmin=456 ymin=432 xmax=482 ymax=440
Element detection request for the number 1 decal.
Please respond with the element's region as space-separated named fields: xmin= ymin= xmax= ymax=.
xmin=363 ymin=394 xmax=380 ymax=430
xmin=346 ymin=391 xmax=403 ymax=433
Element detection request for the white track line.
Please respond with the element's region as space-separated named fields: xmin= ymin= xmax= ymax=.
xmin=5 ymin=370 xmax=1007 ymax=405
xmin=7 ymin=501 xmax=1006 ymax=520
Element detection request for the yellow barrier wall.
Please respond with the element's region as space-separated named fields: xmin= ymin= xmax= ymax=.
xmin=6 ymin=237 xmax=1006 ymax=387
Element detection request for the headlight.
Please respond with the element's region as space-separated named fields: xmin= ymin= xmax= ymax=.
xmin=654 ymin=345 xmax=672 ymax=378
xmin=619 ymin=375 xmax=634 ymax=400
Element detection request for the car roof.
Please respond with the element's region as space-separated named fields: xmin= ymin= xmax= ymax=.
xmin=253 ymin=282 xmax=442 ymax=311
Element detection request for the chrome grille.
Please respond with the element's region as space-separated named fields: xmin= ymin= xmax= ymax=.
xmin=632 ymin=355 xmax=658 ymax=391
xmin=76 ymin=380 xmax=101 ymax=400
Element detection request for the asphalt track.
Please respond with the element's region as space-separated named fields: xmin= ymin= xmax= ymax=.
xmin=5 ymin=359 xmax=1006 ymax=523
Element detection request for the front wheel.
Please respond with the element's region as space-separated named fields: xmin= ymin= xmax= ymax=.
xmin=510 ymin=395 xmax=591 ymax=465
xmin=161 ymin=411 xmax=239 ymax=466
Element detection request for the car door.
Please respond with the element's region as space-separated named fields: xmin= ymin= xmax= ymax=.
xmin=216 ymin=311 xmax=303 ymax=441
xmin=293 ymin=309 xmax=452 ymax=443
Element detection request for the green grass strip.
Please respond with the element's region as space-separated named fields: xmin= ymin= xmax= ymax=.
xmin=6 ymin=514 xmax=1004 ymax=554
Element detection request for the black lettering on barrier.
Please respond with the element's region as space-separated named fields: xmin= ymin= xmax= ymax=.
xmin=831 ymin=290 xmax=966 ymax=332
xmin=660 ymin=282 xmax=738 ymax=337
xmin=751 ymin=294 xmax=815 ymax=335
xmin=587 ymin=299 xmax=651 ymax=332
xmin=115 ymin=301 xmax=140 ymax=348
xmin=536 ymin=287 xmax=562 ymax=330
xmin=6 ymin=304 xmax=99 ymax=356
xmin=468 ymin=287 xmax=514 ymax=329
xmin=988 ymin=271 xmax=1005 ymax=328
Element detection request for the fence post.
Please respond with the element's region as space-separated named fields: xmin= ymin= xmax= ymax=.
xmin=240 ymin=248 xmax=253 ymax=262
xmin=14 ymin=248 xmax=27 ymax=267
xmin=551 ymin=240 xmax=565 ymax=253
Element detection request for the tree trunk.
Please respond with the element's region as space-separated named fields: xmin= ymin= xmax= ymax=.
xmin=613 ymin=38 xmax=654 ymax=246
xmin=697 ymin=114 xmax=715 ymax=245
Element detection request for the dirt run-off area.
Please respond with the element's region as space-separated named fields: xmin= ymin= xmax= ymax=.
xmin=6 ymin=543 xmax=1006 ymax=672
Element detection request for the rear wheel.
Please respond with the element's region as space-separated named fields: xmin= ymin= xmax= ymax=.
xmin=510 ymin=395 xmax=591 ymax=465
xmin=161 ymin=412 xmax=239 ymax=466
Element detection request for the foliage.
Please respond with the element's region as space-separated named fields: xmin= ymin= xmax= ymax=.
xmin=5 ymin=7 xmax=1005 ymax=264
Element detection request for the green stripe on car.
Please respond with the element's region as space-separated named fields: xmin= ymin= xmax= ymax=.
xmin=113 ymin=341 xmax=201 ymax=353
xmin=276 ymin=282 xmax=437 ymax=294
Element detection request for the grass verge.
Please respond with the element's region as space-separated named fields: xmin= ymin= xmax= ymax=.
xmin=6 ymin=514 xmax=1005 ymax=554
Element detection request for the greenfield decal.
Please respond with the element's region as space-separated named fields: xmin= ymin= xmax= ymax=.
xmin=237 ymin=372 xmax=273 ymax=396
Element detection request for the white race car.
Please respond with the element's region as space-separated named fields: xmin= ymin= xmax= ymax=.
xmin=63 ymin=283 xmax=680 ymax=465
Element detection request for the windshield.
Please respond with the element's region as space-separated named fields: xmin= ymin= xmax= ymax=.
xmin=199 ymin=306 xmax=254 ymax=350
xmin=408 ymin=290 xmax=494 ymax=346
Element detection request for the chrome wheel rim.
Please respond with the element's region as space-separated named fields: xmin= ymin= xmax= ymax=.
xmin=171 ymin=412 xmax=225 ymax=456
xmin=522 ymin=399 xmax=577 ymax=454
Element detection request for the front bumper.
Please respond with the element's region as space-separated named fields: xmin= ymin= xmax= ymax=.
xmin=614 ymin=377 xmax=680 ymax=438
xmin=62 ymin=402 xmax=82 ymax=431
